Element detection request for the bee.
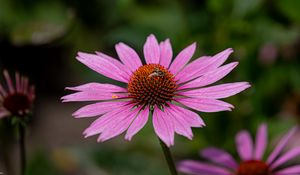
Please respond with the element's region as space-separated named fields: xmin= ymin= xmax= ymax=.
xmin=148 ymin=68 xmax=165 ymax=78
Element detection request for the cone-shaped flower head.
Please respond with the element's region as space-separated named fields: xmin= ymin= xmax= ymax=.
xmin=62 ymin=34 xmax=250 ymax=146
xmin=0 ymin=70 xmax=35 ymax=118
xmin=178 ymin=124 xmax=300 ymax=175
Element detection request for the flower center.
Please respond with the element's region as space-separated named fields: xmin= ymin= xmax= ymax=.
xmin=237 ymin=160 xmax=270 ymax=175
xmin=3 ymin=93 xmax=31 ymax=115
xmin=128 ymin=64 xmax=177 ymax=108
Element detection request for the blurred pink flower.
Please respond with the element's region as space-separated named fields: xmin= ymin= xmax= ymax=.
xmin=0 ymin=70 xmax=35 ymax=118
xmin=62 ymin=34 xmax=250 ymax=146
xmin=178 ymin=124 xmax=300 ymax=175
xmin=259 ymin=43 xmax=278 ymax=65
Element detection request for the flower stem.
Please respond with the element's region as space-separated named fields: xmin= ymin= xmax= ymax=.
xmin=18 ymin=123 xmax=26 ymax=175
xmin=158 ymin=138 xmax=178 ymax=175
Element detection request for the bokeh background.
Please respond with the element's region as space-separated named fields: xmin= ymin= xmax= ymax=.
xmin=0 ymin=0 xmax=300 ymax=174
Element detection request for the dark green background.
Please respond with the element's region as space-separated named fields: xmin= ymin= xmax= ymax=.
xmin=0 ymin=0 xmax=300 ymax=174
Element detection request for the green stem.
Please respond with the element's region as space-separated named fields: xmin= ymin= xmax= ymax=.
xmin=19 ymin=124 xmax=26 ymax=175
xmin=158 ymin=138 xmax=178 ymax=175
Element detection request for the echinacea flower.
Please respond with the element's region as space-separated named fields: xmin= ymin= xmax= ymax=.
xmin=62 ymin=34 xmax=250 ymax=146
xmin=0 ymin=70 xmax=35 ymax=118
xmin=178 ymin=124 xmax=300 ymax=175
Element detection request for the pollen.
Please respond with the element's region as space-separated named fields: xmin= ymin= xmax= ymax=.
xmin=111 ymin=94 xmax=119 ymax=99
xmin=3 ymin=93 xmax=31 ymax=116
xmin=127 ymin=64 xmax=177 ymax=108
xmin=237 ymin=160 xmax=270 ymax=175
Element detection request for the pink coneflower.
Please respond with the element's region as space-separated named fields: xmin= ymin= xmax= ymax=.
xmin=62 ymin=34 xmax=250 ymax=146
xmin=178 ymin=124 xmax=300 ymax=175
xmin=0 ymin=70 xmax=35 ymax=118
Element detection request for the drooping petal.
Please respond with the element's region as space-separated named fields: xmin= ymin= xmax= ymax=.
xmin=178 ymin=62 xmax=238 ymax=90
xmin=22 ymin=77 xmax=28 ymax=94
xmin=3 ymin=70 xmax=15 ymax=93
xmin=15 ymin=72 xmax=21 ymax=92
xmin=153 ymin=107 xmax=175 ymax=147
xmin=168 ymin=43 xmax=196 ymax=74
xmin=96 ymin=51 xmax=132 ymax=78
xmin=28 ymin=85 xmax=35 ymax=101
xmin=159 ymin=39 xmax=173 ymax=68
xmin=73 ymin=101 xmax=129 ymax=118
xmin=0 ymin=83 xmax=7 ymax=96
xmin=201 ymin=147 xmax=238 ymax=169
xmin=176 ymin=48 xmax=233 ymax=84
xmin=254 ymin=124 xmax=268 ymax=160
xmin=267 ymin=127 xmax=298 ymax=164
xmin=270 ymin=146 xmax=300 ymax=170
xmin=180 ymin=82 xmax=251 ymax=99
xmin=0 ymin=110 xmax=9 ymax=118
xmin=115 ymin=42 xmax=143 ymax=72
xmin=165 ymin=106 xmax=193 ymax=139
xmin=178 ymin=160 xmax=233 ymax=175
xmin=144 ymin=34 xmax=160 ymax=64
xmin=83 ymin=104 xmax=133 ymax=137
xmin=171 ymin=105 xmax=205 ymax=127
xmin=98 ymin=107 xmax=140 ymax=142
xmin=76 ymin=52 xmax=129 ymax=83
xmin=177 ymin=98 xmax=234 ymax=112
xmin=274 ymin=165 xmax=300 ymax=174
xmin=236 ymin=130 xmax=254 ymax=161
xmin=125 ymin=107 xmax=150 ymax=140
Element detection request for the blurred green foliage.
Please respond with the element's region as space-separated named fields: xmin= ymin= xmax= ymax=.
xmin=1 ymin=0 xmax=300 ymax=174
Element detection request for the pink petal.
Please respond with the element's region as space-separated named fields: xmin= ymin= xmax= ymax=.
xmin=15 ymin=72 xmax=21 ymax=92
xmin=168 ymin=42 xmax=196 ymax=74
xmin=159 ymin=39 xmax=173 ymax=68
xmin=20 ymin=76 xmax=24 ymax=93
xmin=178 ymin=62 xmax=238 ymax=90
xmin=76 ymin=52 xmax=129 ymax=83
xmin=171 ymin=105 xmax=205 ymax=127
xmin=22 ymin=77 xmax=28 ymax=93
xmin=274 ymin=165 xmax=300 ymax=174
xmin=73 ymin=101 xmax=128 ymax=118
xmin=165 ymin=106 xmax=194 ymax=139
xmin=180 ymin=82 xmax=251 ymax=99
xmin=115 ymin=43 xmax=143 ymax=72
xmin=96 ymin=51 xmax=132 ymax=78
xmin=236 ymin=130 xmax=254 ymax=161
xmin=270 ymin=146 xmax=300 ymax=170
xmin=177 ymin=98 xmax=234 ymax=112
xmin=143 ymin=34 xmax=160 ymax=64
xmin=210 ymin=48 xmax=234 ymax=67
xmin=3 ymin=70 xmax=15 ymax=93
xmin=0 ymin=83 xmax=7 ymax=96
xmin=98 ymin=107 xmax=140 ymax=142
xmin=201 ymin=147 xmax=238 ymax=169
xmin=254 ymin=124 xmax=267 ymax=160
xmin=28 ymin=85 xmax=35 ymax=101
xmin=66 ymin=83 xmax=126 ymax=93
xmin=61 ymin=91 xmax=128 ymax=102
xmin=177 ymin=160 xmax=233 ymax=175
xmin=153 ymin=107 xmax=175 ymax=147
xmin=176 ymin=48 xmax=233 ymax=84
xmin=83 ymin=104 xmax=133 ymax=137
xmin=267 ymin=127 xmax=298 ymax=164
xmin=63 ymin=83 xmax=127 ymax=102
xmin=0 ymin=110 xmax=9 ymax=118
xmin=175 ymin=56 xmax=211 ymax=84
xmin=125 ymin=107 xmax=150 ymax=140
